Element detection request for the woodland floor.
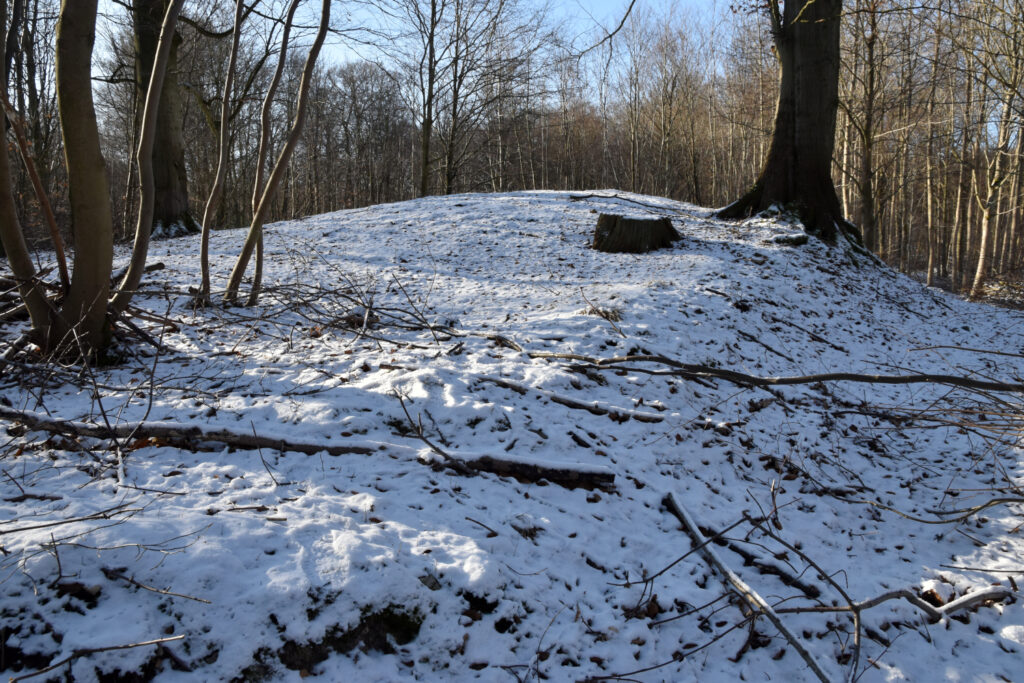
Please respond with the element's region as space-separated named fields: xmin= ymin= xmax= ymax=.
xmin=2 ymin=191 xmax=1024 ymax=682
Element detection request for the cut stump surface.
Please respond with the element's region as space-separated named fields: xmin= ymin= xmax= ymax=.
xmin=592 ymin=213 xmax=681 ymax=253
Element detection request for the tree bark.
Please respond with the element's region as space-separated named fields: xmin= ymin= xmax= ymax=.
xmin=969 ymin=82 xmax=1017 ymax=299
xmin=55 ymin=0 xmax=113 ymax=352
xmin=856 ymin=2 xmax=878 ymax=252
xmin=0 ymin=89 xmax=56 ymax=340
xmin=110 ymin=0 xmax=183 ymax=318
xmin=419 ymin=0 xmax=441 ymax=197
xmin=717 ymin=0 xmax=856 ymax=244
xmin=132 ymin=0 xmax=196 ymax=238
xmin=198 ymin=0 xmax=247 ymax=301
xmin=592 ymin=213 xmax=680 ymax=253
xmin=3 ymin=0 xmax=23 ymax=88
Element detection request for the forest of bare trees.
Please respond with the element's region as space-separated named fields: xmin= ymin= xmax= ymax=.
xmin=4 ymin=0 xmax=1024 ymax=318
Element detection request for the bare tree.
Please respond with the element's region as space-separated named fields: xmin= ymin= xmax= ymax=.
xmin=198 ymin=0 xmax=246 ymax=302
xmin=3 ymin=0 xmax=181 ymax=354
xmin=0 ymin=24 xmax=53 ymax=339
xmin=224 ymin=0 xmax=330 ymax=305
xmin=110 ymin=0 xmax=184 ymax=317
xmin=53 ymin=0 xmax=116 ymax=350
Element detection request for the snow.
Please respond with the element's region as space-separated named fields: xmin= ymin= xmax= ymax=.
xmin=2 ymin=190 xmax=1024 ymax=682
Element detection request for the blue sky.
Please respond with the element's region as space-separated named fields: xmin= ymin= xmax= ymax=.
xmin=94 ymin=0 xmax=724 ymax=70
xmin=322 ymin=0 xmax=724 ymax=64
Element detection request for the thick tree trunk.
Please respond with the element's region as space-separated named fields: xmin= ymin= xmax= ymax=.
xmin=133 ymin=0 xmax=196 ymax=238
xmin=3 ymin=0 xmax=23 ymax=86
xmin=55 ymin=0 xmax=112 ymax=352
xmin=717 ymin=0 xmax=856 ymax=244
xmin=110 ymin=0 xmax=183 ymax=317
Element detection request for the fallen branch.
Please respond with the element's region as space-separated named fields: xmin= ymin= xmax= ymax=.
xmin=456 ymin=454 xmax=614 ymax=490
xmin=395 ymin=392 xmax=615 ymax=489
xmin=663 ymin=492 xmax=831 ymax=683
xmin=477 ymin=376 xmax=665 ymax=423
xmin=768 ymin=314 xmax=849 ymax=353
xmin=0 ymin=406 xmax=377 ymax=457
xmin=580 ymin=287 xmax=626 ymax=337
xmin=738 ymin=329 xmax=795 ymax=363
xmin=394 ymin=393 xmax=475 ymax=477
xmin=842 ymin=495 xmax=1024 ymax=525
xmin=4 ymin=400 xmax=614 ymax=493
xmin=698 ymin=528 xmax=821 ymax=600
xmin=530 ymin=352 xmax=1024 ymax=394
xmin=910 ymin=345 xmax=1023 ymax=358
xmin=774 ymin=586 xmax=1013 ymax=624
xmin=101 ymin=566 xmax=211 ymax=604
xmin=9 ymin=634 xmax=185 ymax=682
xmin=745 ymin=513 xmax=863 ymax=681
xmin=567 ymin=192 xmax=683 ymax=218
xmin=2 ymin=501 xmax=141 ymax=536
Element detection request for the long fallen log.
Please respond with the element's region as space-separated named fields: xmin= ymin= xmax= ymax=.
xmin=0 ymin=406 xmax=376 ymax=456
xmin=3 ymin=405 xmax=615 ymax=490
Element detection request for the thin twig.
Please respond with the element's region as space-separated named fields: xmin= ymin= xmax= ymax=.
xmin=1 ymin=501 xmax=141 ymax=536
xmin=102 ymin=567 xmax=211 ymax=604
xmin=394 ymin=393 xmax=473 ymax=476
xmin=9 ymin=635 xmax=185 ymax=682
xmin=580 ymin=287 xmax=626 ymax=338
xmin=251 ymin=420 xmax=281 ymax=486
xmin=465 ymin=516 xmax=499 ymax=537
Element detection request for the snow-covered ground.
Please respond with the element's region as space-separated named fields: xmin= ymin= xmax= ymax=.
xmin=2 ymin=191 xmax=1023 ymax=682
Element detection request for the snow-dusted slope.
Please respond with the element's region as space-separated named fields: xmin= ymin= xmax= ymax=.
xmin=2 ymin=191 xmax=1023 ymax=682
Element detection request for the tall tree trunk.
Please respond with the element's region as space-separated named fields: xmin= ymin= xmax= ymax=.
xmin=199 ymin=0 xmax=246 ymax=301
xmin=1006 ymin=126 xmax=1023 ymax=273
xmin=924 ymin=25 xmax=941 ymax=286
xmin=857 ymin=2 xmax=878 ymax=253
xmin=419 ymin=0 xmax=440 ymax=197
xmin=717 ymin=0 xmax=855 ymax=243
xmin=55 ymin=0 xmax=112 ymax=352
xmin=133 ymin=0 xmax=196 ymax=238
xmin=0 ymin=0 xmax=16 ymax=260
xmin=110 ymin=0 xmax=182 ymax=317
xmin=3 ymin=0 xmax=23 ymax=87
xmin=251 ymin=0 xmax=299 ymax=217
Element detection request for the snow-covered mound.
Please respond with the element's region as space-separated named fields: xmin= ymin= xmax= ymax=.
xmin=3 ymin=191 xmax=1024 ymax=682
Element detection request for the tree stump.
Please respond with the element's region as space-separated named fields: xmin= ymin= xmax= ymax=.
xmin=592 ymin=213 xmax=681 ymax=253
